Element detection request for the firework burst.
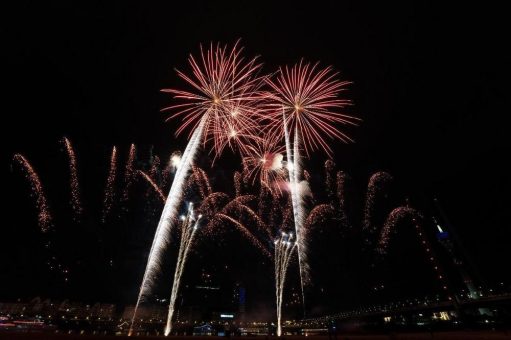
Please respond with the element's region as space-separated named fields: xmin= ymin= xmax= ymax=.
xmin=265 ymin=61 xmax=358 ymax=157
xmin=243 ymin=131 xmax=285 ymax=194
xmin=162 ymin=41 xmax=265 ymax=159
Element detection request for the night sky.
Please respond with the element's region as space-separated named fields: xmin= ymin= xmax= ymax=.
xmin=2 ymin=1 xmax=510 ymax=316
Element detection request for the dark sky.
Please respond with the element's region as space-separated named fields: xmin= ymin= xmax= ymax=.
xmin=2 ymin=1 xmax=510 ymax=311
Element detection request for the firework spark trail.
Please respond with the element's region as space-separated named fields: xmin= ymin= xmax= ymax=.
xmin=62 ymin=137 xmax=82 ymax=219
xmin=282 ymin=197 xmax=294 ymax=230
xmin=129 ymin=117 xmax=205 ymax=337
xmin=161 ymin=167 xmax=171 ymax=190
xmin=275 ymin=232 xmax=297 ymax=337
xmin=234 ymin=171 xmax=242 ymax=197
xmin=122 ymin=144 xmax=137 ymax=203
xmin=199 ymin=194 xmax=268 ymax=245
xmin=138 ymin=170 xmax=166 ymax=203
xmin=223 ymin=199 xmax=272 ymax=240
xmin=303 ymin=169 xmax=311 ymax=183
xmin=13 ymin=154 xmax=52 ymax=232
xmin=325 ymin=160 xmax=336 ymax=201
xmin=164 ymin=203 xmax=202 ymax=336
xmin=185 ymin=166 xmax=212 ymax=200
xmin=303 ymin=204 xmax=336 ymax=237
xmin=258 ymin=183 xmax=272 ymax=223
xmin=282 ymin=115 xmax=310 ymax=313
xmin=195 ymin=167 xmax=211 ymax=196
xmin=363 ymin=172 xmax=393 ymax=235
xmin=291 ymin=126 xmax=310 ymax=302
xmin=149 ymin=156 xmax=161 ymax=178
xmin=191 ymin=165 xmax=212 ymax=199
xmin=377 ymin=206 xmax=419 ymax=255
xmin=219 ymin=194 xmax=255 ymax=211
xmin=215 ymin=213 xmax=271 ymax=258
xmin=221 ymin=195 xmax=264 ymax=236
xmin=198 ymin=192 xmax=230 ymax=219
xmin=336 ymin=171 xmax=350 ymax=228
xmin=102 ymin=146 xmax=117 ymax=223
xmin=146 ymin=155 xmax=161 ymax=198
xmin=269 ymin=190 xmax=282 ymax=228
xmin=282 ymin=111 xmax=309 ymax=306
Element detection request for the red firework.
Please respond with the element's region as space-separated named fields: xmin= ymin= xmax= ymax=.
xmin=242 ymin=131 xmax=286 ymax=193
xmin=162 ymin=41 xmax=265 ymax=158
xmin=13 ymin=154 xmax=52 ymax=232
xmin=265 ymin=61 xmax=358 ymax=157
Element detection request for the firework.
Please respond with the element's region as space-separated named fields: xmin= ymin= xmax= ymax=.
xmin=265 ymin=62 xmax=358 ymax=300
xmin=257 ymin=183 xmax=273 ymax=226
xmin=133 ymin=44 xmax=266 ymax=331
xmin=377 ymin=206 xmax=419 ymax=255
xmin=284 ymin=115 xmax=309 ymax=307
xmin=62 ymin=137 xmax=82 ymax=219
xmin=336 ymin=171 xmax=350 ymax=228
xmin=196 ymin=192 xmax=228 ymax=219
xmin=148 ymin=155 xmax=161 ymax=187
xmin=138 ymin=170 xmax=166 ymax=203
xmin=164 ymin=192 xmax=273 ymax=335
xmin=222 ymin=195 xmax=271 ymax=240
xmin=213 ymin=213 xmax=271 ymax=258
xmin=193 ymin=165 xmax=212 ymax=199
xmin=242 ymin=131 xmax=285 ymax=194
xmin=265 ymin=61 xmax=358 ymax=157
xmin=161 ymin=41 xmax=265 ymax=159
xmin=164 ymin=203 xmax=202 ymax=336
xmin=325 ymin=160 xmax=336 ymax=201
xmin=162 ymin=151 xmax=181 ymax=190
xmin=303 ymin=169 xmax=311 ymax=183
xmin=275 ymin=232 xmax=297 ymax=337
xmin=102 ymin=146 xmax=117 ymax=223
xmin=303 ymin=204 xmax=336 ymax=237
xmin=185 ymin=166 xmax=210 ymax=200
xmin=13 ymin=154 xmax=52 ymax=232
xmin=170 ymin=151 xmax=182 ymax=169
xmin=265 ymin=62 xmax=358 ymax=298
xmin=122 ymin=144 xmax=137 ymax=202
xmin=129 ymin=118 xmax=205 ymax=337
xmin=234 ymin=171 xmax=242 ymax=197
xmin=363 ymin=171 xmax=393 ymax=235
